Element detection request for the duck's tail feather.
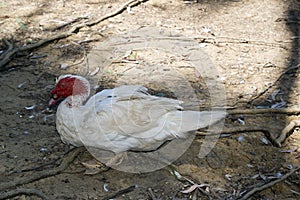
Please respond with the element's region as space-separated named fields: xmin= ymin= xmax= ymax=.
xmin=166 ymin=110 xmax=227 ymax=137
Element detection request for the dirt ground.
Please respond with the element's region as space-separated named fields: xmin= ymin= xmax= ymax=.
xmin=0 ymin=0 xmax=300 ymax=199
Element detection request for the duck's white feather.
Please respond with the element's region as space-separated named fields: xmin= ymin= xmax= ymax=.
xmin=56 ymin=80 xmax=226 ymax=153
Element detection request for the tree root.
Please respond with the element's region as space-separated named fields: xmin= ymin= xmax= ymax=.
xmin=225 ymin=108 xmax=300 ymax=147
xmin=227 ymin=107 xmax=300 ymax=115
xmin=198 ymin=126 xmax=277 ymax=145
xmin=276 ymin=120 xmax=300 ymax=147
xmin=199 ymin=121 xmax=299 ymax=148
xmin=0 ymin=188 xmax=50 ymax=200
xmin=0 ymin=147 xmax=85 ymax=191
xmin=195 ymin=36 xmax=288 ymax=49
xmin=239 ymin=167 xmax=300 ymax=200
xmin=0 ymin=0 xmax=149 ymax=70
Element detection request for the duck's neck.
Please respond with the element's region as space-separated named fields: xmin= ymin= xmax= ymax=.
xmin=63 ymin=76 xmax=91 ymax=108
xmin=64 ymin=94 xmax=89 ymax=108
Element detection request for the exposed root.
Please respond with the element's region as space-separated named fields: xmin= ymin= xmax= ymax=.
xmin=227 ymin=108 xmax=300 ymax=115
xmin=224 ymin=108 xmax=300 ymax=147
xmin=198 ymin=122 xmax=298 ymax=148
xmin=197 ymin=126 xmax=277 ymax=146
xmin=276 ymin=120 xmax=300 ymax=147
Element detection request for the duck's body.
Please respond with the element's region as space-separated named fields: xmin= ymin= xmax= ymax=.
xmin=50 ymin=75 xmax=226 ymax=153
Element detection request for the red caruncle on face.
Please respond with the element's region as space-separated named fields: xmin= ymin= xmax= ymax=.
xmin=51 ymin=77 xmax=77 ymax=99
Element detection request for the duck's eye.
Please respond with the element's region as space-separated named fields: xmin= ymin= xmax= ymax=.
xmin=61 ymin=83 xmax=66 ymax=88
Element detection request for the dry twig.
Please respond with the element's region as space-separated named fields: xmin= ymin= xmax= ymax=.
xmin=168 ymin=165 xmax=218 ymax=200
xmin=102 ymin=185 xmax=137 ymax=200
xmin=239 ymin=167 xmax=300 ymax=200
xmin=86 ymin=0 xmax=147 ymax=27
xmin=8 ymin=158 xmax=60 ymax=175
xmin=194 ymin=36 xmax=288 ymax=49
xmin=0 ymin=147 xmax=85 ymax=191
xmin=248 ymin=64 xmax=299 ymax=104
xmin=0 ymin=33 xmax=72 ymax=69
xmin=148 ymin=188 xmax=157 ymax=200
xmin=0 ymin=188 xmax=50 ymax=200
xmin=50 ymin=16 xmax=89 ymax=31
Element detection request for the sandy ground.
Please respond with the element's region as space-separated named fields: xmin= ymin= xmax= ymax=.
xmin=0 ymin=0 xmax=300 ymax=199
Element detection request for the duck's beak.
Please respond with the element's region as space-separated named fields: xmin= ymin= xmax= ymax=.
xmin=48 ymin=98 xmax=56 ymax=107
xmin=48 ymin=94 xmax=65 ymax=109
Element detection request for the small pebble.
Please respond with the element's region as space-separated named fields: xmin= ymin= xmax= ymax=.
xmin=287 ymin=164 xmax=294 ymax=170
xmin=225 ymin=174 xmax=232 ymax=181
xmin=60 ymin=63 xmax=68 ymax=70
xmin=23 ymin=131 xmax=30 ymax=135
xmin=29 ymin=115 xmax=35 ymax=119
xmin=40 ymin=147 xmax=48 ymax=153
xmin=237 ymin=135 xmax=245 ymax=142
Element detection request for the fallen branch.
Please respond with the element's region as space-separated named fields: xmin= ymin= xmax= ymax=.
xmin=0 ymin=188 xmax=50 ymax=200
xmin=0 ymin=147 xmax=85 ymax=191
xmin=0 ymin=0 xmax=148 ymax=69
xmin=239 ymin=167 xmax=300 ymax=200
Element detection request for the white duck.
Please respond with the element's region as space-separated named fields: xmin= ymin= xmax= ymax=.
xmin=49 ymin=74 xmax=226 ymax=154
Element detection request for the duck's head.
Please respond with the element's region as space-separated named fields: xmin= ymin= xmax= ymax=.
xmin=49 ymin=75 xmax=90 ymax=108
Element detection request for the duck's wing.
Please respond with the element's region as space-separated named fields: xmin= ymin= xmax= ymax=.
xmin=78 ymin=85 xmax=225 ymax=153
xmin=86 ymin=85 xmax=161 ymax=104
xmin=85 ymin=85 xmax=184 ymax=126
